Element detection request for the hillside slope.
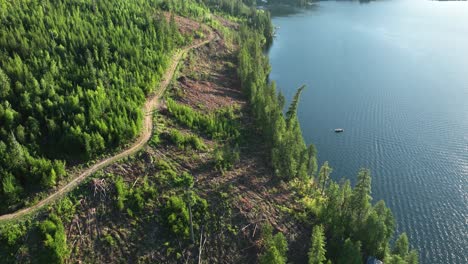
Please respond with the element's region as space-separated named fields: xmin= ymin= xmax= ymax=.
xmin=0 ymin=0 xmax=184 ymax=213
xmin=0 ymin=1 xmax=419 ymax=264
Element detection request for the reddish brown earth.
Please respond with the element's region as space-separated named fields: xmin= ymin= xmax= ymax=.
xmin=166 ymin=21 xmax=307 ymax=256
xmin=164 ymin=12 xmax=208 ymax=37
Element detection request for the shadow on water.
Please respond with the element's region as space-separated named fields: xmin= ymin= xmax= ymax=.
xmin=262 ymin=0 xmax=378 ymax=18
xmin=262 ymin=4 xmax=318 ymax=18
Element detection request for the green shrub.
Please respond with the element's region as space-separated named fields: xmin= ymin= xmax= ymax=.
xmin=129 ymin=189 xmax=145 ymax=212
xmin=167 ymin=129 xmax=207 ymax=150
xmin=169 ymin=129 xmax=185 ymax=148
xmin=166 ymin=99 xmax=240 ymax=141
xmin=104 ymin=235 xmax=116 ymax=247
xmin=38 ymin=214 xmax=70 ymax=264
xmin=114 ymin=176 xmax=157 ymax=214
xmin=163 ymin=196 xmax=190 ymax=238
xmin=213 ymin=144 xmax=240 ymax=173
xmin=150 ymin=132 xmax=161 ymax=147
xmin=55 ymin=197 xmax=76 ymax=223
xmin=259 ymin=224 xmax=288 ymax=264
xmin=0 ymin=223 xmax=26 ymax=263
xmin=186 ymin=135 xmax=206 ymax=150
xmin=0 ymin=223 xmax=25 ymax=247
xmin=173 ymin=172 xmax=194 ymax=188
xmin=156 ymin=159 xmax=173 ymax=171
xmin=194 ymin=30 xmax=205 ymax=39
xmin=114 ymin=177 xmax=127 ymax=211
xmin=162 ymin=193 xmax=209 ymax=240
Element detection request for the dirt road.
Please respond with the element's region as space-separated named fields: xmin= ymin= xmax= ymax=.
xmin=0 ymin=29 xmax=215 ymax=222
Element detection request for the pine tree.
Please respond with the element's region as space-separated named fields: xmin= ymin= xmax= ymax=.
xmin=0 ymin=68 xmax=11 ymax=98
xmin=393 ymin=233 xmax=409 ymax=258
xmin=337 ymin=238 xmax=361 ymax=264
xmin=1 ymin=172 xmax=22 ymax=204
xmin=317 ymin=162 xmax=332 ymax=195
xmin=406 ymin=250 xmax=419 ymax=264
xmin=351 ymin=168 xmax=372 ymax=221
xmin=308 ymin=225 xmax=327 ymax=264
xmin=305 ymin=144 xmax=318 ymax=178
xmin=259 ymin=225 xmax=288 ymax=264
xmin=285 ymin=85 xmax=305 ymax=124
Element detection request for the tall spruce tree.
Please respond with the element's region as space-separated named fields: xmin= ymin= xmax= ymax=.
xmin=337 ymin=239 xmax=362 ymax=264
xmin=308 ymin=225 xmax=327 ymax=264
xmin=317 ymin=162 xmax=332 ymax=195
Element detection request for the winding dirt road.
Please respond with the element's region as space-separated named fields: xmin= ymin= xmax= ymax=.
xmin=0 ymin=29 xmax=215 ymax=222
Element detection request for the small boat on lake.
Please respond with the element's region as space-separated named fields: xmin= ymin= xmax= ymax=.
xmin=334 ymin=128 xmax=344 ymax=133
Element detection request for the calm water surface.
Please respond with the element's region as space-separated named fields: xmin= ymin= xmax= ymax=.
xmin=268 ymin=1 xmax=468 ymax=263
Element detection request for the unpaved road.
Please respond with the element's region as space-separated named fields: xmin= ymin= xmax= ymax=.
xmin=0 ymin=29 xmax=215 ymax=222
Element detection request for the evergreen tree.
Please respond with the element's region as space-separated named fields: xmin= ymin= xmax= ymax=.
xmin=317 ymin=162 xmax=332 ymax=195
xmin=305 ymin=144 xmax=318 ymax=178
xmin=406 ymin=250 xmax=419 ymax=264
xmin=351 ymin=169 xmax=372 ymax=221
xmin=337 ymin=238 xmax=361 ymax=264
xmin=259 ymin=225 xmax=288 ymax=264
xmin=393 ymin=233 xmax=409 ymax=258
xmin=38 ymin=214 xmax=70 ymax=264
xmin=308 ymin=225 xmax=327 ymax=264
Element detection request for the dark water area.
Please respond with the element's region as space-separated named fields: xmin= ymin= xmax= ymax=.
xmin=267 ymin=1 xmax=468 ymax=263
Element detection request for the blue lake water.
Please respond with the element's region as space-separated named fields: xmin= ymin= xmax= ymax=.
xmin=268 ymin=1 xmax=468 ymax=263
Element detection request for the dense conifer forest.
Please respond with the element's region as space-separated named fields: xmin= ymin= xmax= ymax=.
xmin=0 ymin=0 xmax=418 ymax=263
xmin=0 ymin=0 xmax=184 ymax=213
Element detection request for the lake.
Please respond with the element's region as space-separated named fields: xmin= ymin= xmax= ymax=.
xmin=267 ymin=1 xmax=468 ymax=263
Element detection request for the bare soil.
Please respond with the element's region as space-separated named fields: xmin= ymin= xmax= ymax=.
xmin=172 ymin=42 xmax=244 ymax=112
xmin=164 ymin=12 xmax=209 ymax=39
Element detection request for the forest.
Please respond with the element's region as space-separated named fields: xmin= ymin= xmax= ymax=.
xmin=235 ymin=7 xmax=418 ymax=264
xmin=0 ymin=0 xmax=418 ymax=263
xmin=0 ymin=0 xmax=184 ymax=213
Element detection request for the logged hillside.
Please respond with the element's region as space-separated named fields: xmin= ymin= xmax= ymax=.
xmin=0 ymin=1 xmax=419 ymax=264
xmin=0 ymin=0 xmax=185 ymax=213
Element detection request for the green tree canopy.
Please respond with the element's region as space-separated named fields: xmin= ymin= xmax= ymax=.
xmin=308 ymin=225 xmax=327 ymax=264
